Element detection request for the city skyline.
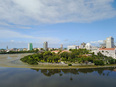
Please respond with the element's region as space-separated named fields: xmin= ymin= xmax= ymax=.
xmin=0 ymin=0 xmax=116 ymax=48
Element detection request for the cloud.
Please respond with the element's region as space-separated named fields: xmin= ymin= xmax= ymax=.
xmin=0 ymin=29 xmax=61 ymax=47
xmin=0 ymin=0 xmax=116 ymax=25
xmin=90 ymin=40 xmax=104 ymax=45
xmin=0 ymin=29 xmax=33 ymax=38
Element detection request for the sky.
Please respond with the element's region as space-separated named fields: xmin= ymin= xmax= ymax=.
xmin=0 ymin=0 xmax=116 ymax=49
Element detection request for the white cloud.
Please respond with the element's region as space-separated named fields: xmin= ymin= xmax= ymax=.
xmin=90 ymin=40 xmax=104 ymax=44
xmin=0 ymin=29 xmax=61 ymax=44
xmin=0 ymin=0 xmax=116 ymax=25
xmin=0 ymin=29 xmax=33 ymax=38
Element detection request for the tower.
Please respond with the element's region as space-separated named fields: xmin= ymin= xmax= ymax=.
xmin=43 ymin=42 xmax=48 ymax=51
xmin=28 ymin=43 xmax=33 ymax=51
xmin=106 ymin=37 xmax=114 ymax=48
xmin=61 ymin=44 xmax=63 ymax=50
xmin=6 ymin=46 xmax=8 ymax=50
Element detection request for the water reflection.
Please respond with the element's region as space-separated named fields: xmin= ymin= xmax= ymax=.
xmin=0 ymin=67 xmax=116 ymax=87
xmin=31 ymin=68 xmax=115 ymax=77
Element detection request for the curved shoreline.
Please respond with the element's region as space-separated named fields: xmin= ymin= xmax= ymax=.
xmin=1 ymin=64 xmax=116 ymax=69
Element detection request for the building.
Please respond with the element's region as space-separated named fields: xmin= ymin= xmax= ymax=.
xmin=100 ymin=40 xmax=106 ymax=48
xmin=48 ymin=48 xmax=54 ymax=51
xmin=43 ymin=42 xmax=48 ymax=51
xmin=85 ymin=43 xmax=92 ymax=50
xmin=106 ymin=36 xmax=114 ymax=48
xmin=92 ymin=48 xmax=116 ymax=59
xmin=81 ymin=42 xmax=86 ymax=47
xmin=23 ymin=48 xmax=27 ymax=51
xmin=99 ymin=48 xmax=116 ymax=59
xmin=67 ymin=45 xmax=79 ymax=50
xmin=28 ymin=43 xmax=33 ymax=51
xmin=61 ymin=44 xmax=63 ymax=50
xmin=18 ymin=48 xmax=23 ymax=51
xmin=33 ymin=48 xmax=39 ymax=51
xmin=6 ymin=46 xmax=8 ymax=50
xmin=100 ymin=37 xmax=114 ymax=48
xmin=10 ymin=48 xmax=18 ymax=51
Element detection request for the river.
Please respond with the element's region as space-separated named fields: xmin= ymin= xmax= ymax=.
xmin=0 ymin=67 xmax=116 ymax=87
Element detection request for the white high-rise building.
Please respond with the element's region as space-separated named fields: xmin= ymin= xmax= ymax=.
xmin=106 ymin=37 xmax=114 ymax=48
xmin=43 ymin=42 xmax=48 ymax=51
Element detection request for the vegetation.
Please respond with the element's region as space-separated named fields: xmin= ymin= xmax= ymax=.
xmin=68 ymin=63 xmax=72 ymax=66
xmin=20 ymin=49 xmax=116 ymax=66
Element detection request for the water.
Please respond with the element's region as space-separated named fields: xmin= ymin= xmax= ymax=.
xmin=0 ymin=67 xmax=116 ymax=87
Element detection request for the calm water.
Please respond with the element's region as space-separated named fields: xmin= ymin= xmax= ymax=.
xmin=0 ymin=67 xmax=116 ymax=87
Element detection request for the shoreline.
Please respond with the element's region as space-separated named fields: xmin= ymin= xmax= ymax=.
xmin=1 ymin=64 xmax=116 ymax=69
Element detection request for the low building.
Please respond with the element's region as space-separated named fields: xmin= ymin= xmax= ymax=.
xmin=48 ymin=48 xmax=54 ymax=51
xmin=79 ymin=42 xmax=86 ymax=49
xmin=18 ymin=48 xmax=23 ymax=51
xmin=23 ymin=48 xmax=27 ymax=51
xmin=93 ymin=48 xmax=116 ymax=59
xmin=99 ymin=48 xmax=116 ymax=59
xmin=67 ymin=45 xmax=79 ymax=50
xmin=10 ymin=48 xmax=18 ymax=51
xmin=33 ymin=48 xmax=38 ymax=51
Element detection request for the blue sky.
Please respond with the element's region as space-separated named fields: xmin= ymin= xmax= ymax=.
xmin=0 ymin=0 xmax=116 ymax=49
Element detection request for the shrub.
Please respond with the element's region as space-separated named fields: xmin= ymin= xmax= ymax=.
xmin=108 ymin=59 xmax=116 ymax=64
xmin=68 ymin=63 xmax=72 ymax=66
xmin=94 ymin=60 xmax=104 ymax=65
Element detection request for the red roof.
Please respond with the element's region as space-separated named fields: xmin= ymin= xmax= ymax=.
xmin=51 ymin=50 xmax=71 ymax=53
xmin=99 ymin=48 xmax=115 ymax=50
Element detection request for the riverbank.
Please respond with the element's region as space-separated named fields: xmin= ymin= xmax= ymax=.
xmin=1 ymin=63 xmax=116 ymax=69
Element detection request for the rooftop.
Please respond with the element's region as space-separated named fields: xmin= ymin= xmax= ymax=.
xmin=99 ymin=48 xmax=115 ymax=50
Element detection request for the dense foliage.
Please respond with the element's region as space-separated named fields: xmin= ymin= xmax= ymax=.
xmin=20 ymin=49 xmax=116 ymax=65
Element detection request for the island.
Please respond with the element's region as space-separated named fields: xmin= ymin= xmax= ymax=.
xmin=20 ymin=49 xmax=116 ymax=67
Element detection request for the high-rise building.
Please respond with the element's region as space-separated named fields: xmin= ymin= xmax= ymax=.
xmin=61 ymin=44 xmax=63 ymax=50
xmin=6 ymin=46 xmax=8 ymax=50
xmin=106 ymin=37 xmax=114 ymax=48
xmin=28 ymin=43 xmax=33 ymax=51
xmin=43 ymin=42 xmax=48 ymax=51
